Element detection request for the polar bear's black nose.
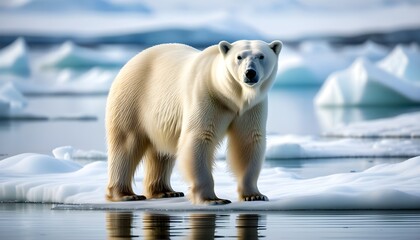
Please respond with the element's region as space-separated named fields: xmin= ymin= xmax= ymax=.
xmin=245 ymin=69 xmax=257 ymax=80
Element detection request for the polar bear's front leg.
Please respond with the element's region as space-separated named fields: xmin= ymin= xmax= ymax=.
xmin=179 ymin=130 xmax=231 ymax=205
xmin=178 ymin=102 xmax=234 ymax=205
xmin=228 ymin=101 xmax=268 ymax=202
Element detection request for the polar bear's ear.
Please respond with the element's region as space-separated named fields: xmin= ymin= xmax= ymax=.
xmin=219 ymin=41 xmax=232 ymax=56
xmin=269 ymin=40 xmax=283 ymax=55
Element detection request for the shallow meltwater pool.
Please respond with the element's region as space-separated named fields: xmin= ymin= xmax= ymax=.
xmin=1 ymin=203 xmax=420 ymax=240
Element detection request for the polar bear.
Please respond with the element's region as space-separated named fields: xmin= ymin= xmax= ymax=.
xmin=106 ymin=40 xmax=282 ymax=204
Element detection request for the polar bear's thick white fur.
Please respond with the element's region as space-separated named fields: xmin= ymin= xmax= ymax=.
xmin=106 ymin=40 xmax=282 ymax=204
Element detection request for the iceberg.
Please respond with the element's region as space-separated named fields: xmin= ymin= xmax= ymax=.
xmin=341 ymin=41 xmax=389 ymax=62
xmin=0 ymin=82 xmax=27 ymax=116
xmin=1 ymin=151 xmax=420 ymax=210
xmin=0 ymin=38 xmax=30 ymax=76
xmin=314 ymin=58 xmax=420 ymax=106
xmin=275 ymin=42 xmax=352 ymax=86
xmin=11 ymin=67 xmax=117 ymax=94
xmin=37 ymin=41 xmax=128 ymax=69
xmin=378 ymin=45 xmax=420 ymax=82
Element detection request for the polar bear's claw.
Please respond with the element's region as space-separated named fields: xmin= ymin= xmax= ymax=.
xmin=243 ymin=194 xmax=269 ymax=201
xmin=205 ymin=198 xmax=231 ymax=205
xmin=160 ymin=191 xmax=185 ymax=198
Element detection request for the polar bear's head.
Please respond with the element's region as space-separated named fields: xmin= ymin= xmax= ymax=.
xmin=219 ymin=40 xmax=282 ymax=88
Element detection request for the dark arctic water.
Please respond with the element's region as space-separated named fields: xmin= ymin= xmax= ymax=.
xmin=1 ymin=88 xmax=420 ymax=239
xmin=1 ymin=203 xmax=420 ymax=240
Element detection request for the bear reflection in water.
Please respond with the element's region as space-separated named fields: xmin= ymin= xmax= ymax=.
xmin=106 ymin=211 xmax=264 ymax=239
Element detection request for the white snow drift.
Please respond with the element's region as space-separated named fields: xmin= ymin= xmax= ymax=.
xmin=1 ymin=152 xmax=420 ymax=210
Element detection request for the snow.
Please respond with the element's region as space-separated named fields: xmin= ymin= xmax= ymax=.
xmin=324 ymin=111 xmax=420 ymax=138
xmin=53 ymin=146 xmax=107 ymax=160
xmin=314 ymin=57 xmax=420 ymax=106
xmin=0 ymin=82 xmax=27 ymax=116
xmin=0 ymin=38 xmax=30 ymax=76
xmin=1 ymin=151 xmax=420 ymax=210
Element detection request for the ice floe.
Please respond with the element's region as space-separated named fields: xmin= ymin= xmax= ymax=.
xmin=0 ymin=38 xmax=30 ymax=76
xmin=314 ymin=57 xmax=420 ymax=106
xmin=0 ymin=82 xmax=27 ymax=116
xmin=324 ymin=111 xmax=420 ymax=138
xmin=1 ymin=151 xmax=420 ymax=210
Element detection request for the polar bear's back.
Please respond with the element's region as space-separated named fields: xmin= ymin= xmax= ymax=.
xmin=106 ymin=44 xmax=204 ymax=154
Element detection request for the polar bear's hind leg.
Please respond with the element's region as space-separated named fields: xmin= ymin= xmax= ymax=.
xmin=143 ymin=147 xmax=184 ymax=199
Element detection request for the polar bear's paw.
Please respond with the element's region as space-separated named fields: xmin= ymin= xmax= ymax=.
xmin=156 ymin=191 xmax=185 ymax=198
xmin=204 ymin=198 xmax=232 ymax=205
xmin=120 ymin=195 xmax=147 ymax=201
xmin=242 ymin=194 xmax=269 ymax=201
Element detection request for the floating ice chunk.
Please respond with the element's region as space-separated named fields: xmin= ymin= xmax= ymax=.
xmin=342 ymin=41 xmax=389 ymax=61
xmin=275 ymin=48 xmax=321 ymax=86
xmin=314 ymin=58 xmax=420 ymax=106
xmin=0 ymin=38 xmax=30 ymax=76
xmin=275 ymin=42 xmax=351 ymax=86
xmin=324 ymin=111 xmax=420 ymax=138
xmin=53 ymin=146 xmax=107 ymax=160
xmin=0 ymin=82 xmax=27 ymax=116
xmin=37 ymin=41 xmax=127 ymax=69
xmin=378 ymin=45 xmax=420 ymax=82
xmin=2 ymin=151 xmax=420 ymax=210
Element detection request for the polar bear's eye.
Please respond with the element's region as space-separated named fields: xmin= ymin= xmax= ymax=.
xmin=259 ymin=55 xmax=265 ymax=60
xmin=237 ymin=55 xmax=242 ymax=60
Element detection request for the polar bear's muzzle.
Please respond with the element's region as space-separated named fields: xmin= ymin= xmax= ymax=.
xmin=244 ymin=68 xmax=258 ymax=85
